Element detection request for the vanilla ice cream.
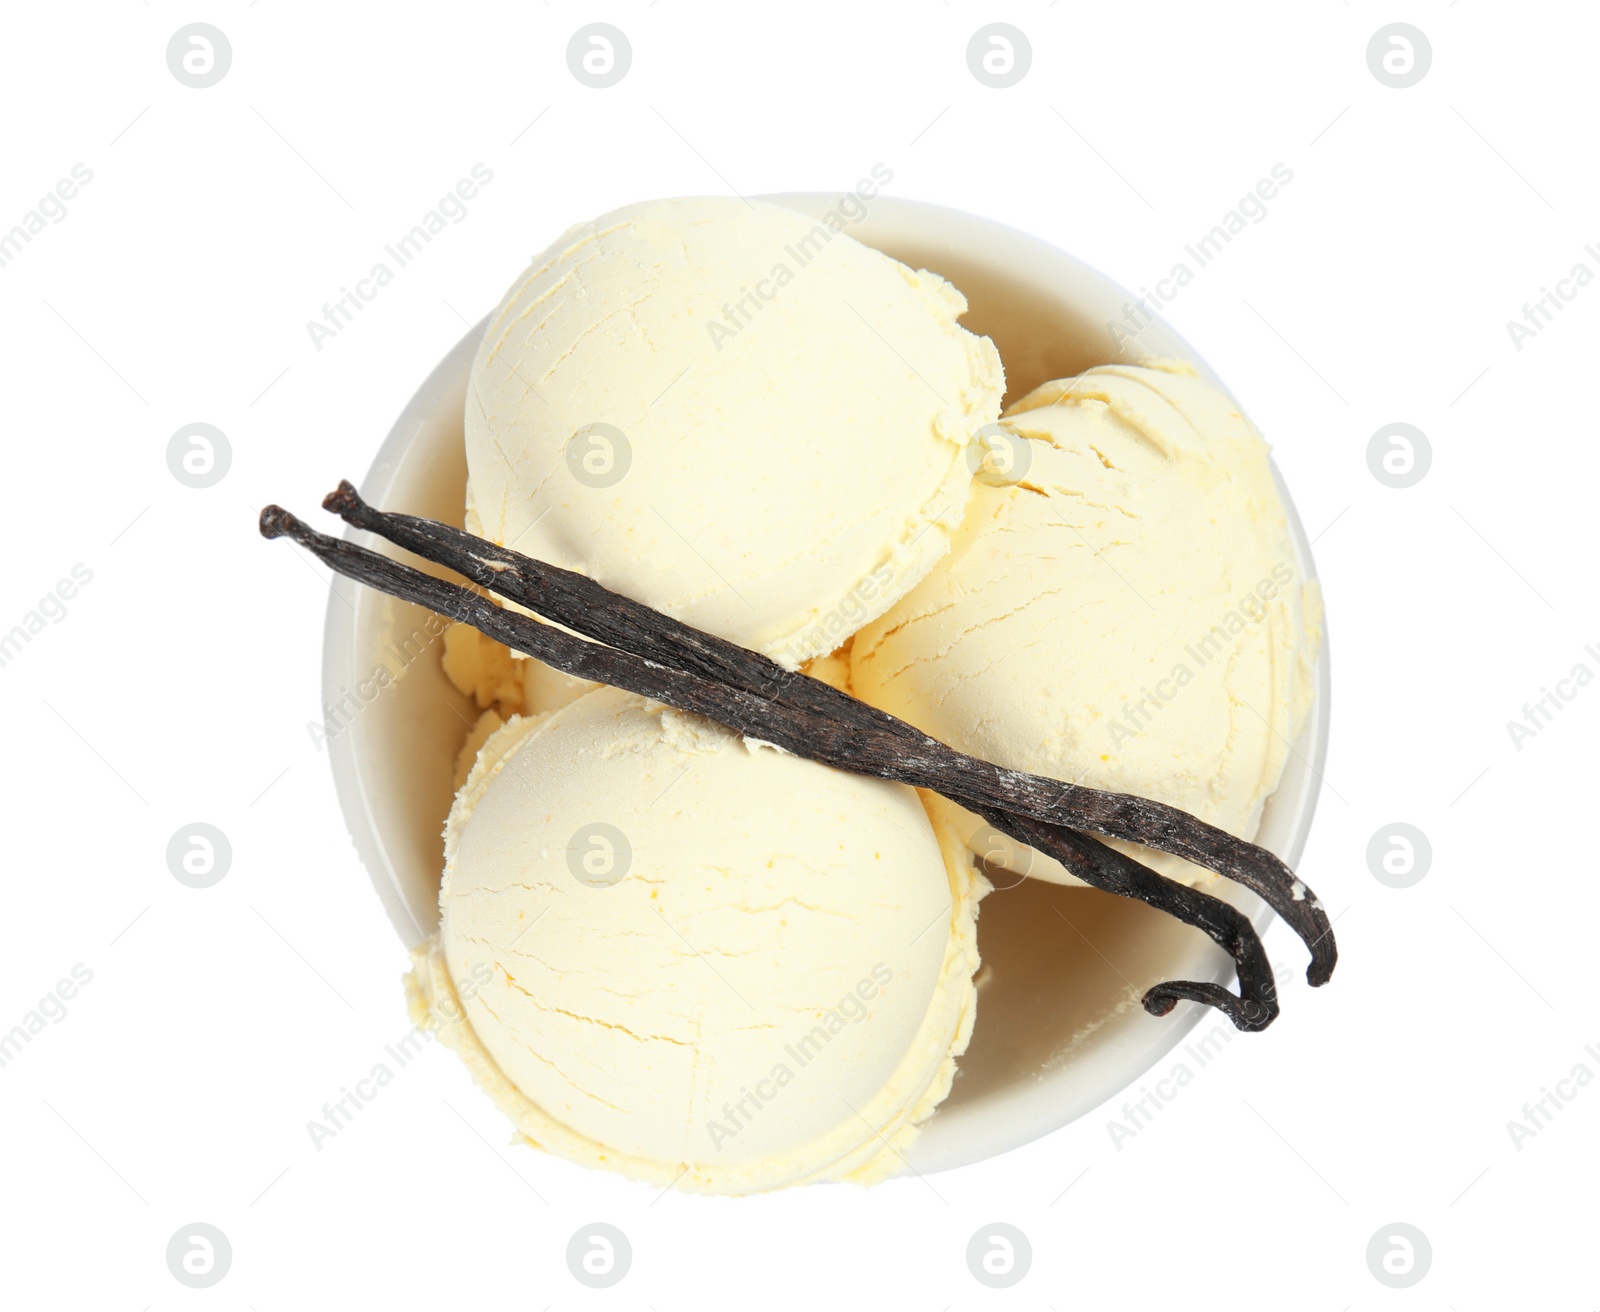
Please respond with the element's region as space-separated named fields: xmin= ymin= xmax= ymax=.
xmin=442 ymin=621 xmax=596 ymax=717
xmin=850 ymin=362 xmax=1320 ymax=888
xmin=464 ymin=196 xmax=1003 ymax=669
xmin=440 ymin=620 xmax=597 ymax=786
xmin=408 ymin=687 xmax=986 ymax=1194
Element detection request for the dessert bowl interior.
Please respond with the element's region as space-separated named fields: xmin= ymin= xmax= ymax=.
xmin=322 ymin=193 xmax=1328 ymax=1178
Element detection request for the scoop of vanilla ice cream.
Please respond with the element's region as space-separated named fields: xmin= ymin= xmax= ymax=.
xmin=408 ymin=687 xmax=985 ymax=1194
xmin=464 ymin=196 xmax=1003 ymax=668
xmin=850 ymin=362 xmax=1320 ymax=888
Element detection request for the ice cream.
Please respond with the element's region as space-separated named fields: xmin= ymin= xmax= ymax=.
xmin=408 ymin=687 xmax=986 ymax=1194
xmin=440 ymin=621 xmax=597 ymax=785
xmin=442 ymin=620 xmax=595 ymax=714
xmin=414 ymin=196 xmax=1318 ymax=1192
xmin=463 ymin=196 xmax=1003 ymax=669
xmin=850 ymin=362 xmax=1320 ymax=888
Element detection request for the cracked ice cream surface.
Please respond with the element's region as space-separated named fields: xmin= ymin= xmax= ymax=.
xmin=462 ymin=196 xmax=1003 ymax=669
xmin=408 ymin=686 xmax=986 ymax=1194
xmin=849 ymin=361 xmax=1320 ymax=888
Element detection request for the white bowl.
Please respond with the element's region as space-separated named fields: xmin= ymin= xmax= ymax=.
xmin=322 ymin=193 xmax=1329 ymax=1177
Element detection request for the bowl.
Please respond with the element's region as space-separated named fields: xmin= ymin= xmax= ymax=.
xmin=321 ymin=193 xmax=1329 ymax=1177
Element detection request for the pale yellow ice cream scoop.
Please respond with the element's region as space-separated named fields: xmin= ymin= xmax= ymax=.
xmin=463 ymin=196 xmax=1003 ymax=669
xmin=408 ymin=687 xmax=986 ymax=1194
xmin=850 ymin=362 xmax=1319 ymax=888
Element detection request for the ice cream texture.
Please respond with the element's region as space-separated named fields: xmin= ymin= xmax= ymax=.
xmin=463 ymin=196 xmax=1004 ymax=669
xmin=441 ymin=620 xmax=588 ymax=717
xmin=418 ymin=197 xmax=1322 ymax=1190
xmin=850 ymin=362 xmax=1320 ymax=888
xmin=408 ymin=687 xmax=986 ymax=1194
xmin=440 ymin=621 xmax=597 ymax=786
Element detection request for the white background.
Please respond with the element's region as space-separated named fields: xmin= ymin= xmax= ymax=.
xmin=2 ymin=1 xmax=1595 ymax=1306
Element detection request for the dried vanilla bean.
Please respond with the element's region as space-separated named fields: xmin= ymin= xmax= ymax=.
xmin=321 ymin=481 xmax=1335 ymax=988
xmin=261 ymin=501 xmax=1326 ymax=1029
